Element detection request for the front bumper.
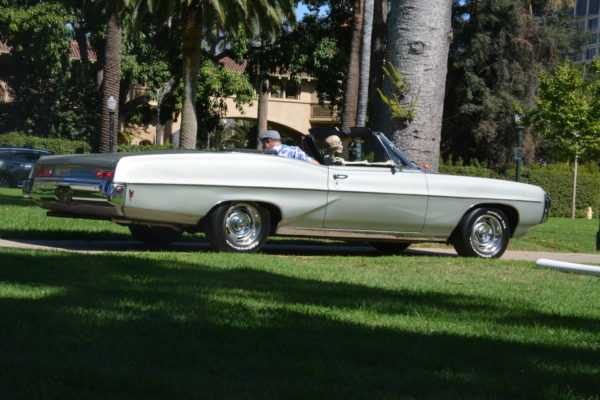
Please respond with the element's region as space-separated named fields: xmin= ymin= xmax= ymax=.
xmin=542 ymin=194 xmax=552 ymax=223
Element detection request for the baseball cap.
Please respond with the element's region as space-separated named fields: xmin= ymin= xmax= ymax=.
xmin=258 ymin=130 xmax=281 ymax=141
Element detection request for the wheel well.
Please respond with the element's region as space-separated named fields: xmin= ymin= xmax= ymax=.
xmin=450 ymin=204 xmax=519 ymax=240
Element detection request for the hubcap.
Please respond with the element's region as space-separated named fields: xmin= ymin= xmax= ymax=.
xmin=224 ymin=203 xmax=262 ymax=248
xmin=470 ymin=215 xmax=503 ymax=256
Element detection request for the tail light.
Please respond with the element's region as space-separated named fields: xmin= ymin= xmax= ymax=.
xmin=95 ymin=169 xmax=114 ymax=180
xmin=37 ymin=168 xmax=53 ymax=177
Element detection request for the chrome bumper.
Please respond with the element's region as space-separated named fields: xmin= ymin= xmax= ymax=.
xmin=542 ymin=194 xmax=552 ymax=223
xmin=23 ymin=178 xmax=126 ymax=218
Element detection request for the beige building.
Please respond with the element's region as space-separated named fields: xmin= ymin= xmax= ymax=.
xmin=1 ymin=41 xmax=337 ymax=145
xmin=127 ymin=53 xmax=338 ymax=145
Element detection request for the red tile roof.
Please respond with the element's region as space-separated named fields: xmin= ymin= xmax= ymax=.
xmin=0 ymin=39 xmax=96 ymax=61
xmin=214 ymin=52 xmax=312 ymax=79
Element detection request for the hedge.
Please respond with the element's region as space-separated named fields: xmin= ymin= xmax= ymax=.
xmin=441 ymin=163 xmax=600 ymax=218
xmin=0 ymin=132 xmax=91 ymax=154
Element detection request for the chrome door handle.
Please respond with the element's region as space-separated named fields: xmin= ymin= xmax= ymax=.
xmin=333 ymin=174 xmax=348 ymax=180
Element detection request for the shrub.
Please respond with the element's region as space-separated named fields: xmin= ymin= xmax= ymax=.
xmin=117 ymin=144 xmax=175 ymax=152
xmin=0 ymin=132 xmax=91 ymax=154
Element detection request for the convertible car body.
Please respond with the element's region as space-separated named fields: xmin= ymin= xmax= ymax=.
xmin=23 ymin=127 xmax=551 ymax=258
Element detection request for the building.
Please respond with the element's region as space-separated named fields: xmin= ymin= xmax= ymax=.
xmin=573 ymin=0 xmax=600 ymax=61
xmin=128 ymin=53 xmax=337 ymax=146
xmin=1 ymin=39 xmax=336 ymax=145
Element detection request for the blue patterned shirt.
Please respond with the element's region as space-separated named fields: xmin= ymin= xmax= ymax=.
xmin=272 ymin=144 xmax=315 ymax=163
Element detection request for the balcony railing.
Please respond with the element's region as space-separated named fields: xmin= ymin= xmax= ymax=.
xmin=310 ymin=104 xmax=336 ymax=120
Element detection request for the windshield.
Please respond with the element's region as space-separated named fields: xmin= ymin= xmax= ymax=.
xmin=311 ymin=133 xmax=416 ymax=168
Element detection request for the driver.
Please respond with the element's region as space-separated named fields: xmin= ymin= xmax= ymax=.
xmin=259 ymin=130 xmax=320 ymax=165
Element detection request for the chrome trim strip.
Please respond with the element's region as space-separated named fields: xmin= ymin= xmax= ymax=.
xmin=276 ymin=227 xmax=448 ymax=242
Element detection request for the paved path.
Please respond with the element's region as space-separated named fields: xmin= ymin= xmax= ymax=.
xmin=1 ymin=238 xmax=599 ymax=264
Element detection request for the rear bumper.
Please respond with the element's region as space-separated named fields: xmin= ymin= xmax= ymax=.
xmin=23 ymin=178 xmax=126 ymax=219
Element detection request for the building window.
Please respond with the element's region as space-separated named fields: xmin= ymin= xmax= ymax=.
xmin=590 ymin=0 xmax=600 ymax=15
xmin=586 ymin=48 xmax=596 ymax=59
xmin=577 ymin=0 xmax=588 ymax=15
xmin=589 ymin=18 xmax=598 ymax=30
xmin=285 ymin=81 xmax=300 ymax=99
xmin=270 ymin=80 xmax=283 ymax=98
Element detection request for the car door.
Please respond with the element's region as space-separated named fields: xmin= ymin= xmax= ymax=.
xmin=323 ymin=165 xmax=428 ymax=233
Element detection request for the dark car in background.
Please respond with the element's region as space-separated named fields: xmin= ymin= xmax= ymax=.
xmin=0 ymin=148 xmax=52 ymax=188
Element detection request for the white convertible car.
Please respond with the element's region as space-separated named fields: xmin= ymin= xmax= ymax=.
xmin=23 ymin=127 xmax=550 ymax=258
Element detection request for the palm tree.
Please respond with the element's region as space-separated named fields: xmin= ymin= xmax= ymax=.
xmin=377 ymin=0 xmax=452 ymax=172
xmin=356 ymin=0 xmax=373 ymax=127
xmin=126 ymin=0 xmax=294 ymax=149
xmin=98 ymin=12 xmax=122 ymax=153
xmin=341 ymin=0 xmax=364 ymax=132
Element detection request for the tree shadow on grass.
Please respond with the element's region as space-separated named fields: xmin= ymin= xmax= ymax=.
xmin=0 ymin=252 xmax=598 ymax=399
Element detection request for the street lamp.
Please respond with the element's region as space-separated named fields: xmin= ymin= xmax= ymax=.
xmin=107 ymin=96 xmax=117 ymax=153
xmin=514 ymin=114 xmax=524 ymax=182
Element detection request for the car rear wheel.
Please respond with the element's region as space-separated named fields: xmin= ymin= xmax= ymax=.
xmin=129 ymin=224 xmax=183 ymax=246
xmin=204 ymin=202 xmax=271 ymax=253
xmin=452 ymin=207 xmax=510 ymax=258
xmin=370 ymin=242 xmax=410 ymax=254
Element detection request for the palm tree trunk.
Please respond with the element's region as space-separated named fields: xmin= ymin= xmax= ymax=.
xmin=368 ymin=0 xmax=388 ymax=130
xmin=257 ymin=72 xmax=270 ymax=142
xmin=378 ymin=0 xmax=452 ymax=172
xmin=356 ymin=0 xmax=374 ymax=127
xmin=180 ymin=3 xmax=204 ymax=149
xmin=341 ymin=0 xmax=364 ymax=132
xmin=99 ymin=13 xmax=121 ymax=153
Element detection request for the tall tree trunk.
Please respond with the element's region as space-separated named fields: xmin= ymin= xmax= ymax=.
xmin=369 ymin=0 xmax=388 ymax=130
xmin=180 ymin=4 xmax=204 ymax=149
xmin=257 ymin=72 xmax=270 ymax=145
xmin=356 ymin=0 xmax=374 ymax=127
xmin=571 ymin=149 xmax=579 ymax=219
xmin=99 ymin=13 xmax=121 ymax=153
xmin=341 ymin=0 xmax=364 ymax=132
xmin=378 ymin=0 xmax=452 ymax=172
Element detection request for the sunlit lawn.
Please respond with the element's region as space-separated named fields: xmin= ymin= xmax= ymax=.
xmin=1 ymin=247 xmax=600 ymax=399
xmin=1 ymin=187 xmax=600 ymax=398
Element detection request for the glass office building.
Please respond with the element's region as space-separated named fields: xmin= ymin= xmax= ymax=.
xmin=574 ymin=0 xmax=600 ymax=61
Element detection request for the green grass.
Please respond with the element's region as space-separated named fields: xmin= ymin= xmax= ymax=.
xmin=509 ymin=218 xmax=599 ymax=253
xmin=1 ymin=248 xmax=600 ymax=399
xmin=1 ymin=188 xmax=600 ymax=398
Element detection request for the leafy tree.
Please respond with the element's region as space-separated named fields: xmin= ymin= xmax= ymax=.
xmin=126 ymin=0 xmax=295 ymax=149
xmin=0 ymin=2 xmax=96 ymax=140
xmin=442 ymin=0 xmax=585 ymax=169
xmin=530 ymin=58 xmax=600 ymax=217
xmin=531 ymin=59 xmax=600 ymax=160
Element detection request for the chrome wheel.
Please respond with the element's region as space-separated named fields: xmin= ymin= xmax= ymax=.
xmin=204 ymin=202 xmax=271 ymax=253
xmin=452 ymin=207 xmax=510 ymax=258
xmin=223 ymin=203 xmax=263 ymax=248
xmin=469 ymin=214 xmax=504 ymax=257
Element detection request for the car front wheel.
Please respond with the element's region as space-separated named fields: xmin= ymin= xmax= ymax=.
xmin=204 ymin=202 xmax=271 ymax=253
xmin=452 ymin=207 xmax=510 ymax=258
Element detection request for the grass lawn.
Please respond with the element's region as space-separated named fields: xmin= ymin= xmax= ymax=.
xmin=1 ymin=247 xmax=599 ymax=399
xmin=1 ymin=187 xmax=599 ymax=398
